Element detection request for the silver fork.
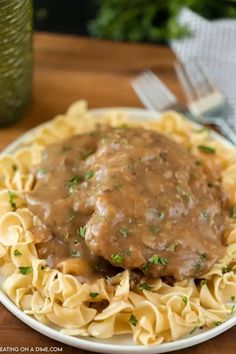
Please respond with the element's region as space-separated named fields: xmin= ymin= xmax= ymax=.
xmin=131 ymin=66 xmax=236 ymax=145
xmin=174 ymin=59 xmax=236 ymax=145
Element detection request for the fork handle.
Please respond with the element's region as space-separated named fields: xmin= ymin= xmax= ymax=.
xmin=209 ymin=118 xmax=236 ymax=146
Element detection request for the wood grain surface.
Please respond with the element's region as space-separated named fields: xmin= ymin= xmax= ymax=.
xmin=0 ymin=32 xmax=235 ymax=354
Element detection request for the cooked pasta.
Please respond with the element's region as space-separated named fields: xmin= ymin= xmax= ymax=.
xmin=0 ymin=101 xmax=235 ymax=345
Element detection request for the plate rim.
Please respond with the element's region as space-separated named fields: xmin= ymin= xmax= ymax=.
xmin=0 ymin=106 xmax=235 ymax=353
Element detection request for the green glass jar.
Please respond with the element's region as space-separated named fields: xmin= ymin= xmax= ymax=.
xmin=0 ymin=0 xmax=33 ymax=126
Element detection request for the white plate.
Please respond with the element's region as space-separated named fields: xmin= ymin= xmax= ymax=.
xmin=0 ymin=107 xmax=235 ymax=353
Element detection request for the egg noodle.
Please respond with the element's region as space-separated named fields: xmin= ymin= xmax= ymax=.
xmin=0 ymin=101 xmax=236 ymax=345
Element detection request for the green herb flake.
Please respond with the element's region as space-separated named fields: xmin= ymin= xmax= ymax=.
xmin=231 ymin=207 xmax=236 ymax=219
xmin=128 ymin=314 xmax=138 ymax=327
xmin=231 ymin=296 xmax=235 ymax=302
xmin=142 ymin=263 xmax=149 ymax=274
xmin=194 ymin=253 xmax=207 ymax=272
xmin=68 ymin=214 xmax=76 ymax=223
xmin=84 ymin=170 xmax=95 ymax=180
xmin=197 ymin=145 xmax=216 ymax=154
xmin=213 ymin=321 xmax=222 ymax=327
xmin=189 ymin=326 xmax=198 ymax=335
xmin=14 ymin=249 xmax=22 ymax=257
xmin=113 ymin=183 xmax=123 ymax=190
xmin=195 ymin=160 xmax=202 ymax=166
xmin=120 ymin=123 xmax=129 ymax=129
xmin=158 ymin=210 xmax=165 ymax=220
xmin=182 ymin=296 xmax=188 ymax=306
xmin=67 ymin=175 xmax=83 ymax=193
xmin=90 ymin=292 xmax=99 ymax=299
xmin=166 ymin=241 xmax=178 ymax=252
xmin=149 ymin=225 xmax=160 ymax=234
xmin=199 ymin=279 xmax=208 ymax=287
xmin=8 ymin=191 xmax=17 ymax=210
xmin=79 ymin=226 xmax=87 ymax=239
xmin=139 ymin=283 xmax=151 ymax=291
xmin=119 ymin=228 xmax=130 ymax=237
xmin=12 ymin=164 xmax=18 ymax=172
xmin=148 ymin=255 xmax=168 ymax=266
xmin=70 ymin=250 xmax=80 ymax=257
xmin=222 ymin=265 xmax=232 ymax=274
xmin=111 ymin=253 xmax=123 ymax=264
xmin=37 ymin=167 xmax=46 ymax=177
xmin=194 ymin=128 xmax=209 ymax=134
xmin=176 ymin=185 xmax=191 ymax=201
xmin=64 ymin=232 xmax=70 ymax=240
xmin=19 ymin=266 xmax=33 ymax=275
xmin=231 ymin=305 xmax=235 ymax=315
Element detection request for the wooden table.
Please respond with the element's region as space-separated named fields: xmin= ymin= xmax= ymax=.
xmin=0 ymin=32 xmax=234 ymax=354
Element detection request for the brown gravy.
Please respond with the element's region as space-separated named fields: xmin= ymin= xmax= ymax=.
xmin=25 ymin=127 xmax=226 ymax=281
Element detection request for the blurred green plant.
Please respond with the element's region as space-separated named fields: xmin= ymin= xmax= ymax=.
xmin=89 ymin=0 xmax=236 ymax=42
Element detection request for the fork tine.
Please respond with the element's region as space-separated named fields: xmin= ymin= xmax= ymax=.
xmin=144 ymin=70 xmax=177 ymax=105
xmin=131 ymin=70 xmax=177 ymax=111
xmin=174 ymin=61 xmax=197 ymax=103
xmin=194 ymin=58 xmax=218 ymax=93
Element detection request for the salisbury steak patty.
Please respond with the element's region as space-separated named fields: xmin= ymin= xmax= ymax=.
xmin=26 ymin=127 xmax=226 ymax=281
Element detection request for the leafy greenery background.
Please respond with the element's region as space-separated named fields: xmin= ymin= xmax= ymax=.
xmin=89 ymin=0 xmax=236 ymax=42
xmin=34 ymin=0 xmax=236 ymax=43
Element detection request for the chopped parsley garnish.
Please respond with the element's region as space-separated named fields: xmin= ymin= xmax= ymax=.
xmin=222 ymin=265 xmax=232 ymax=274
xmin=194 ymin=128 xmax=209 ymax=134
xmin=113 ymin=183 xmax=123 ymax=190
xmin=120 ymin=123 xmax=129 ymax=129
xmin=37 ymin=167 xmax=46 ymax=177
xmin=79 ymin=226 xmax=86 ymax=239
xmin=84 ymin=170 xmax=95 ymax=180
xmin=195 ymin=160 xmax=202 ymax=166
xmin=189 ymin=326 xmax=198 ymax=335
xmin=231 ymin=305 xmax=235 ymax=314
xmin=128 ymin=314 xmax=138 ymax=327
xmin=148 ymin=255 xmax=168 ymax=266
xmin=90 ymin=292 xmax=99 ymax=299
xmin=199 ymin=279 xmax=208 ymax=287
xmin=119 ymin=228 xmax=130 ymax=237
xmin=8 ymin=191 xmax=17 ymax=210
xmin=158 ymin=210 xmax=165 ymax=220
xmin=142 ymin=263 xmax=149 ymax=274
xmin=68 ymin=214 xmax=76 ymax=223
xmin=197 ymin=145 xmax=215 ymax=154
xmin=231 ymin=207 xmax=236 ymax=219
xmin=166 ymin=241 xmax=178 ymax=252
xmin=231 ymin=296 xmax=235 ymax=302
xmin=213 ymin=321 xmax=222 ymax=327
xmin=176 ymin=185 xmax=191 ymax=201
xmin=67 ymin=175 xmax=83 ymax=192
xmin=13 ymin=249 xmax=22 ymax=257
xmin=70 ymin=250 xmax=80 ymax=257
xmin=12 ymin=164 xmax=18 ymax=172
xmin=139 ymin=283 xmax=151 ymax=291
xmin=149 ymin=225 xmax=160 ymax=234
xmin=19 ymin=266 xmax=33 ymax=275
xmin=194 ymin=253 xmax=207 ymax=272
xmin=182 ymin=296 xmax=188 ymax=306
xmin=111 ymin=253 xmax=123 ymax=264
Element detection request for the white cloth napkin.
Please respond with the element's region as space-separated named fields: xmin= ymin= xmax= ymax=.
xmin=171 ymin=8 xmax=236 ymax=128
